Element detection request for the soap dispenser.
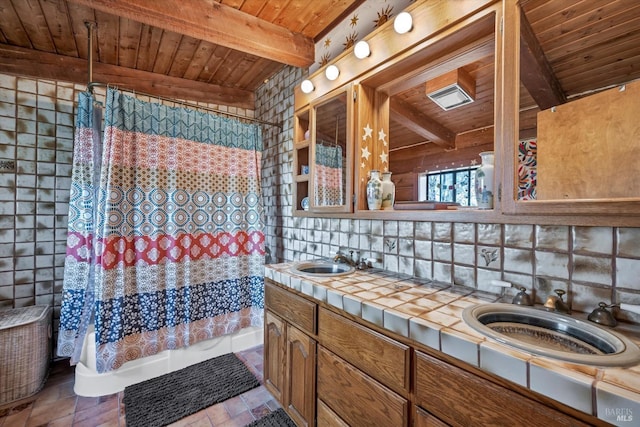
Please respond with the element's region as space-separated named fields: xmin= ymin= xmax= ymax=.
xmin=512 ymin=287 xmax=533 ymax=306
xmin=588 ymin=302 xmax=618 ymax=327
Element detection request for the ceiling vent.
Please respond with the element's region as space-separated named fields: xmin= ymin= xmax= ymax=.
xmin=425 ymin=68 xmax=476 ymax=111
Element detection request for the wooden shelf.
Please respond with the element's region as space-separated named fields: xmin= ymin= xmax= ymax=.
xmin=295 ymin=138 xmax=310 ymax=148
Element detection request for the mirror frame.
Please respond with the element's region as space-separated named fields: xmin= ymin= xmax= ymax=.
xmin=309 ymin=86 xmax=354 ymax=213
xmin=500 ymin=0 xmax=640 ymax=227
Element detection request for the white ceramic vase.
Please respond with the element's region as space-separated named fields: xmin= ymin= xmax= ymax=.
xmin=381 ymin=171 xmax=395 ymax=209
xmin=475 ymin=151 xmax=494 ymax=209
xmin=366 ymin=170 xmax=382 ymax=210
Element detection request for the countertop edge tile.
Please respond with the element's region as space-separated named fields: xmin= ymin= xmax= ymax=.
xmin=382 ymin=308 xmax=411 ymax=337
xmin=441 ymin=327 xmax=481 ymax=367
xmin=410 ymin=317 xmax=442 ymax=351
xmin=529 ymin=359 xmax=594 ymax=415
xmin=479 ymin=341 xmax=529 ymax=388
xmin=362 ymin=300 xmax=385 ymax=327
xmin=595 ymin=380 xmax=640 ymax=425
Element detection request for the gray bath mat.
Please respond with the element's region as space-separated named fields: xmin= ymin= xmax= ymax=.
xmin=248 ymin=408 xmax=297 ymax=427
xmin=123 ymin=352 xmax=260 ymax=427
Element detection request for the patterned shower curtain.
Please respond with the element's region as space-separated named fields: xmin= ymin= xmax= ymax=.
xmin=57 ymin=92 xmax=102 ymax=365
xmin=58 ymin=88 xmax=265 ymax=373
xmin=315 ymin=143 xmax=344 ymax=206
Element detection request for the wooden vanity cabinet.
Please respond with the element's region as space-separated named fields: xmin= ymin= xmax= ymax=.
xmin=265 ymin=280 xmax=604 ymax=427
xmin=264 ymin=281 xmax=317 ymax=427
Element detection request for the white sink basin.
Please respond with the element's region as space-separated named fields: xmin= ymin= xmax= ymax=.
xmin=290 ymin=261 xmax=355 ymax=277
xmin=462 ymin=303 xmax=640 ymax=367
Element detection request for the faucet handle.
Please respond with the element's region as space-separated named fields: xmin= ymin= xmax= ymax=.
xmin=588 ymin=302 xmax=617 ymax=327
xmin=512 ymin=287 xmax=533 ymax=306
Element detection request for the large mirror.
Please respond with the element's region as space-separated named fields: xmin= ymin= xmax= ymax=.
xmin=362 ymin=13 xmax=497 ymax=211
xmin=312 ymin=91 xmax=350 ymax=210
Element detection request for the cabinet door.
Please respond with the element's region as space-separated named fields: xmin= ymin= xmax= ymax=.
xmin=264 ymin=310 xmax=286 ymax=402
xmin=285 ymin=325 xmax=316 ymax=427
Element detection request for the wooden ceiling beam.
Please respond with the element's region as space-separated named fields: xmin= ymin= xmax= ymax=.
xmin=389 ymin=97 xmax=456 ymax=149
xmin=67 ymin=0 xmax=315 ymax=68
xmin=519 ymin=8 xmax=566 ymax=110
xmin=0 ymin=43 xmax=254 ymax=109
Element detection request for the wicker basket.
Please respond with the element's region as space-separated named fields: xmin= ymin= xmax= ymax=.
xmin=0 ymin=305 xmax=52 ymax=406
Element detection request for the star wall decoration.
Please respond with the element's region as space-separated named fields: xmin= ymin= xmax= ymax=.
xmin=363 ymin=124 xmax=373 ymax=140
xmin=380 ymin=151 xmax=389 ymax=164
xmin=310 ymin=1 xmax=414 ymax=74
xmin=378 ymin=128 xmax=387 ymax=146
xmin=361 ymin=145 xmax=371 ymax=160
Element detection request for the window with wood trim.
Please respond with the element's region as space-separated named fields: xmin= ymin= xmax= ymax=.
xmin=418 ymin=167 xmax=478 ymax=206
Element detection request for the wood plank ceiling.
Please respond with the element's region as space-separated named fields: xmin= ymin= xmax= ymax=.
xmin=0 ymin=0 xmax=639 ymax=139
xmin=0 ymin=0 xmax=363 ymax=108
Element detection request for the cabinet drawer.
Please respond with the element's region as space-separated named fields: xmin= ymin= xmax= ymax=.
xmin=414 ymin=351 xmax=590 ymax=427
xmin=317 ymin=399 xmax=349 ymax=427
xmin=265 ymin=280 xmax=316 ymax=334
xmin=318 ymin=307 xmax=409 ymax=394
xmin=318 ymin=346 xmax=408 ymax=427
xmin=414 ymin=406 xmax=450 ymax=427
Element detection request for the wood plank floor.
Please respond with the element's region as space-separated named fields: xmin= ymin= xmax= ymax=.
xmin=0 ymin=345 xmax=278 ymax=427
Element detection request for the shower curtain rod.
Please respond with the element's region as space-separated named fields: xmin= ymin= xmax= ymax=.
xmin=87 ymin=82 xmax=281 ymax=129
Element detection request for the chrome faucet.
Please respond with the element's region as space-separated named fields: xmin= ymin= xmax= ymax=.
xmin=333 ymin=250 xmax=357 ymax=266
xmin=544 ymin=289 xmax=571 ymax=314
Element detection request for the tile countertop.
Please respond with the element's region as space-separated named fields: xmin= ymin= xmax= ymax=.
xmin=265 ymin=261 xmax=640 ymax=426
